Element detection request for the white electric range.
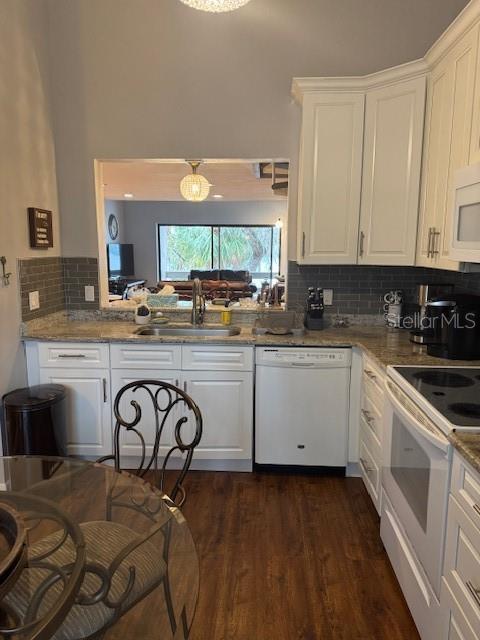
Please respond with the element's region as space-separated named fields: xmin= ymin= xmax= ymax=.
xmin=381 ymin=365 xmax=480 ymax=640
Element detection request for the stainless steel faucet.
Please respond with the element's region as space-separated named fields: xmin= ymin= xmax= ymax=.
xmin=191 ymin=278 xmax=206 ymax=325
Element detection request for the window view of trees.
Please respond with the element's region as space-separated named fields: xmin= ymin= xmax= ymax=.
xmin=158 ymin=225 xmax=281 ymax=287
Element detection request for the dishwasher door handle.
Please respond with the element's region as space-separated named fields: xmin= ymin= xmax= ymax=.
xmin=290 ymin=362 xmax=316 ymax=367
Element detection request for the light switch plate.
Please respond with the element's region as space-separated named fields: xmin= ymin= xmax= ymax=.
xmin=84 ymin=285 xmax=95 ymax=302
xmin=324 ymin=289 xmax=334 ymax=306
xmin=29 ymin=291 xmax=40 ymax=311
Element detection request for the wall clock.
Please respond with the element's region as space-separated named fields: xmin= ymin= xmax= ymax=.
xmin=108 ymin=214 xmax=119 ymax=240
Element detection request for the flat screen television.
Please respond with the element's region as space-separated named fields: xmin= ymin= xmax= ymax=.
xmin=107 ymin=244 xmax=135 ymax=277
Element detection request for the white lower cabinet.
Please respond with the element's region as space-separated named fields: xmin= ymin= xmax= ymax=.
xmin=110 ymin=369 xmax=181 ymax=458
xmin=183 ymin=371 xmax=253 ymax=463
xmin=441 ymin=453 xmax=480 ymax=640
xmin=38 ymin=368 xmax=112 ymax=457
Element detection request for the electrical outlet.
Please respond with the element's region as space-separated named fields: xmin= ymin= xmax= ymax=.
xmin=324 ymin=289 xmax=334 ymax=306
xmin=29 ymin=291 xmax=40 ymax=311
xmin=84 ymin=285 xmax=95 ymax=302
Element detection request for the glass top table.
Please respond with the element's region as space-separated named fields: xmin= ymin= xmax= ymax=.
xmin=0 ymin=456 xmax=198 ymax=640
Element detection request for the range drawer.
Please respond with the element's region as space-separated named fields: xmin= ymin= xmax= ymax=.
xmin=360 ymin=392 xmax=383 ymax=448
xmin=110 ymin=344 xmax=181 ymax=369
xmin=451 ymin=452 xmax=480 ymax=534
xmin=37 ymin=342 xmax=109 ymax=369
xmin=182 ymin=346 xmax=253 ymax=371
xmin=444 ymin=495 xmax=480 ymax=638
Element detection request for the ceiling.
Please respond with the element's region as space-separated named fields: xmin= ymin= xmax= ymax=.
xmin=102 ymin=161 xmax=288 ymax=202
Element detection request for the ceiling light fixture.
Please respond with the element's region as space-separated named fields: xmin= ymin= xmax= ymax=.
xmin=124 ymin=193 xmax=134 ymax=198
xmin=180 ymin=161 xmax=210 ymax=202
xmin=213 ymin=194 xmax=224 ymax=199
xmin=179 ymin=0 xmax=251 ymax=13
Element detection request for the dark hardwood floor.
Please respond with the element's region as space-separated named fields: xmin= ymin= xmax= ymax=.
xmin=181 ymin=471 xmax=420 ymax=640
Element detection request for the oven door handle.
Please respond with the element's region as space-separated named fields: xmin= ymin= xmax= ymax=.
xmin=385 ymin=381 xmax=449 ymax=453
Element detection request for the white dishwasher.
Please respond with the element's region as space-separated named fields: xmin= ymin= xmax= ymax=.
xmin=255 ymin=347 xmax=351 ymax=470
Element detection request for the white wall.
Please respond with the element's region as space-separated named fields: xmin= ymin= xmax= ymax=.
xmin=0 ymin=0 xmax=61 ymax=399
xmin=120 ymin=200 xmax=287 ymax=285
xmin=46 ymin=0 xmax=468 ymax=262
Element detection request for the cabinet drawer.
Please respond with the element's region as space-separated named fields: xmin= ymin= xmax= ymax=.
xmin=451 ymin=452 xmax=480 ymax=533
xmin=361 ymin=393 xmax=383 ymax=448
xmin=363 ymin=356 xmax=385 ymax=402
xmin=359 ymin=423 xmax=381 ymax=513
xmin=110 ymin=344 xmax=181 ymax=370
xmin=442 ymin=578 xmax=479 ymax=640
xmin=444 ymin=496 xmax=480 ymax=637
xmin=37 ymin=342 xmax=109 ymax=369
xmin=182 ymin=346 xmax=253 ymax=371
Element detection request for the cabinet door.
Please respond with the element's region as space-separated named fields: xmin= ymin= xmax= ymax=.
xmin=182 ymin=371 xmax=253 ymax=460
xmin=39 ymin=368 xmax=112 ymax=457
xmin=297 ymin=92 xmax=364 ymax=264
xmin=417 ymin=25 xmax=479 ymax=270
xmin=358 ymin=77 xmax=426 ymax=265
xmin=110 ymin=370 xmax=181 ymax=458
xmin=469 ymin=26 xmax=480 ymax=165
xmin=417 ymin=59 xmax=455 ymax=267
xmin=439 ymin=25 xmax=480 ymax=268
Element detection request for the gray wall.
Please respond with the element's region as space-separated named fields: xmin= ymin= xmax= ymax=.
xmin=0 ymin=0 xmax=61 ymax=399
xmin=46 ymin=0 xmax=468 ymax=261
xmin=104 ymin=200 xmax=126 ymax=244
xmin=120 ymin=200 xmax=287 ymax=285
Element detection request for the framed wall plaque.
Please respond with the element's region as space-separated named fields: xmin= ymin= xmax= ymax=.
xmin=28 ymin=208 xmax=53 ymax=249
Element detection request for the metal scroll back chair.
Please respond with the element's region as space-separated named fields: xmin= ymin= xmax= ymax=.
xmin=99 ymin=379 xmax=203 ymax=507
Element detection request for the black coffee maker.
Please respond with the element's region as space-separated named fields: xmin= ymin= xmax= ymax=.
xmin=425 ymin=294 xmax=480 ymax=360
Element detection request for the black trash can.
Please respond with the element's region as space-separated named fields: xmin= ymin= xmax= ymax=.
xmin=1 ymin=385 xmax=67 ymax=456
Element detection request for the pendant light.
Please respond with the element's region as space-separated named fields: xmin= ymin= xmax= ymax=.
xmin=180 ymin=161 xmax=211 ymax=202
xmin=179 ymin=0 xmax=251 ymax=13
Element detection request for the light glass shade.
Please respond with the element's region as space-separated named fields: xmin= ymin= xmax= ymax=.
xmin=180 ymin=172 xmax=211 ymax=202
xmin=179 ymin=0 xmax=251 ymax=12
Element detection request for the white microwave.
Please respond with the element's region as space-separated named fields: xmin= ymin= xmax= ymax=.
xmin=450 ymin=163 xmax=480 ymax=262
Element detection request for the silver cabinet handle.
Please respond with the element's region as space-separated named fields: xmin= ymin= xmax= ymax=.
xmin=102 ymin=378 xmax=107 ymax=403
xmin=427 ymin=227 xmax=433 ymax=258
xmin=431 ymin=228 xmax=440 ymax=256
xmin=291 ymin=362 xmax=315 ymax=367
xmin=302 ymin=232 xmax=306 ymax=258
xmin=474 ymin=504 xmax=480 ymax=517
xmin=183 ymin=380 xmax=187 ymax=393
xmin=361 ymin=409 xmax=374 ymax=424
xmin=58 ymin=354 xmax=86 ymax=359
xmin=359 ymin=231 xmax=365 ymax=257
xmin=360 ymin=457 xmax=374 ymax=474
xmin=364 ymin=369 xmax=377 ymax=381
xmin=467 ymin=581 xmax=480 ymax=609
xmin=175 ymin=379 xmax=179 ymax=388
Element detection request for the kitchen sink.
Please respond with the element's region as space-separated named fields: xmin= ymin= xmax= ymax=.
xmin=134 ymin=323 xmax=242 ymax=337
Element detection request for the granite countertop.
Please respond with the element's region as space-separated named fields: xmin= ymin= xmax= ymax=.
xmin=448 ymin=433 xmax=480 ymax=475
xmin=21 ymin=318 xmax=480 ymax=370
xmin=22 ymin=316 xmax=480 ymax=470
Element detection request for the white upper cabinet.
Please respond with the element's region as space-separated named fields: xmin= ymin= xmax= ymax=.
xmin=417 ymin=23 xmax=480 ymax=270
xmin=358 ymin=77 xmax=426 ymax=265
xmin=296 ymin=92 xmax=365 ymax=265
xmin=293 ymin=63 xmax=426 ymax=266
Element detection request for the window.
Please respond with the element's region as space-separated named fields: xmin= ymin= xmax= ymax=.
xmin=158 ymin=224 xmax=281 ymax=288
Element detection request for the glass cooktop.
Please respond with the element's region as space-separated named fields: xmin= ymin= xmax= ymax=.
xmin=393 ymin=367 xmax=480 ymax=428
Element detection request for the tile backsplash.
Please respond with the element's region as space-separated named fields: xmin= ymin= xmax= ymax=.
xmin=19 ymin=257 xmax=99 ymax=320
xmin=287 ymin=261 xmax=480 ymax=316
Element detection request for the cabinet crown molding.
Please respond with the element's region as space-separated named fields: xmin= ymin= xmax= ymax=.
xmin=292 ymin=59 xmax=427 ymax=103
xmin=425 ymin=0 xmax=480 ymax=67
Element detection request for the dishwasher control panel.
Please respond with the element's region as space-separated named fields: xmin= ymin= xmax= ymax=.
xmin=255 ymin=347 xmax=351 ymax=367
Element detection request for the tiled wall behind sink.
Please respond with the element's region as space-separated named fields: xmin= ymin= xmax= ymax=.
xmin=19 ymin=257 xmax=99 ymax=320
